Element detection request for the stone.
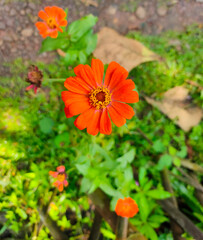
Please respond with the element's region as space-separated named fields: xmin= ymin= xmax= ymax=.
xmin=107 ymin=5 xmax=117 ymax=15
xmin=0 ymin=22 xmax=5 ymax=30
xmin=136 ymin=6 xmax=146 ymax=19
xmin=10 ymin=9 xmax=16 ymax=16
xmin=21 ymin=28 xmax=33 ymax=37
xmin=28 ymin=2 xmax=35 ymax=10
xmin=20 ymin=10 xmax=25 ymax=15
xmin=0 ymin=39 xmax=3 ymax=46
xmin=157 ymin=6 xmax=167 ymax=16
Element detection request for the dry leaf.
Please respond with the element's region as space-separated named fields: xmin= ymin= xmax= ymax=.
xmin=81 ymin=0 xmax=98 ymax=7
xmin=145 ymin=86 xmax=202 ymax=132
xmin=94 ymin=27 xmax=161 ymax=72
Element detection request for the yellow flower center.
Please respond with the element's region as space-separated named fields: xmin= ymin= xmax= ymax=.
xmin=47 ymin=17 xmax=57 ymax=29
xmin=89 ymin=87 xmax=112 ymax=110
xmin=57 ymin=173 xmax=65 ymax=182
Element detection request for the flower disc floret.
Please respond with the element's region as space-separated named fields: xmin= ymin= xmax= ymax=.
xmin=89 ymin=87 xmax=112 ymax=110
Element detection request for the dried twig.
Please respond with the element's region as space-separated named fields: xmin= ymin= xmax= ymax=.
xmin=88 ymin=209 xmax=102 ymax=240
xmin=158 ymin=199 xmax=203 ymax=240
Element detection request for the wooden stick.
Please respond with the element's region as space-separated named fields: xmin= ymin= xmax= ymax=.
xmin=88 ymin=209 xmax=102 ymax=240
xmin=116 ymin=217 xmax=128 ymax=240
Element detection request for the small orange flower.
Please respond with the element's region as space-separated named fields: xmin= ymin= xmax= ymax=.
xmin=49 ymin=165 xmax=68 ymax=192
xmin=61 ymin=59 xmax=139 ymax=135
xmin=35 ymin=6 xmax=67 ymax=38
xmin=115 ymin=197 xmax=139 ymax=218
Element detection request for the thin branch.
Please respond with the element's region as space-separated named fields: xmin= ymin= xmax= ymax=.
xmin=158 ymin=199 xmax=203 ymax=240
xmin=37 ymin=207 xmax=68 ymax=240
xmin=88 ymin=209 xmax=102 ymax=240
xmin=116 ymin=217 xmax=128 ymax=240
xmin=161 ymin=168 xmax=184 ymax=240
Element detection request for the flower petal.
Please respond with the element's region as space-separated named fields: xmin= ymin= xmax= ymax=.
xmin=74 ymin=64 xmax=97 ymax=88
xmin=112 ymin=89 xmax=139 ymax=103
xmin=49 ymin=30 xmax=58 ymax=38
xmin=111 ymin=79 xmax=135 ymax=93
xmin=100 ymin=108 xmax=112 ymax=135
xmin=108 ymin=66 xmax=128 ymax=92
xmin=91 ymin=59 xmax=104 ymax=86
xmin=68 ymin=99 xmax=91 ymax=116
xmin=87 ymin=110 xmax=101 ymax=136
xmin=38 ymin=10 xmax=48 ymax=21
xmin=74 ymin=108 xmax=95 ymax=130
xmin=104 ymin=62 xmax=128 ymax=89
xmin=64 ymin=107 xmax=74 ymax=118
xmin=61 ymin=91 xmax=89 ymax=107
xmin=57 ymin=166 xmax=65 ymax=173
xmin=63 ymin=180 xmax=69 ymax=187
xmin=49 ymin=171 xmax=58 ymax=178
xmin=64 ymin=77 xmax=90 ymax=94
xmin=111 ymin=101 xmax=135 ymax=119
xmin=108 ymin=105 xmax=126 ymax=127
xmin=58 ymin=183 xmax=64 ymax=192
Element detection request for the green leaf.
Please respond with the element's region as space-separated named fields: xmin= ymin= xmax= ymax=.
xmin=54 ymin=132 xmax=70 ymax=148
xmin=140 ymin=224 xmax=158 ymax=240
xmin=138 ymin=167 xmax=147 ymax=187
xmin=168 ymin=146 xmax=177 ymax=156
xmin=100 ymin=183 xmax=118 ymax=197
xmin=177 ymin=146 xmax=187 ymax=158
xmin=138 ymin=195 xmax=150 ymax=222
xmin=157 ymin=154 xmax=173 ymax=170
xmin=16 ymin=208 xmax=27 ymax=220
xmin=173 ymin=157 xmax=181 ymax=167
xmin=149 ymin=214 xmax=168 ymax=224
xmin=100 ymin=228 xmax=115 ymax=239
xmin=117 ymin=149 xmax=135 ymax=167
xmin=39 ymin=117 xmax=54 ymax=134
xmin=152 ymin=140 xmax=166 ymax=153
xmin=68 ymin=14 xmax=98 ymax=42
xmin=39 ymin=32 xmax=70 ymax=53
xmin=79 ymin=51 xmax=87 ymax=64
xmin=146 ymin=189 xmax=171 ymax=199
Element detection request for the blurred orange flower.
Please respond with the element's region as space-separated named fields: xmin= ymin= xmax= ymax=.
xmin=35 ymin=6 xmax=67 ymax=38
xmin=61 ymin=59 xmax=139 ymax=135
xmin=49 ymin=165 xmax=68 ymax=192
xmin=115 ymin=197 xmax=139 ymax=218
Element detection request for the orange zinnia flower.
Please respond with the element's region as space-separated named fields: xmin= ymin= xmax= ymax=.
xmin=61 ymin=59 xmax=139 ymax=135
xmin=49 ymin=165 xmax=68 ymax=192
xmin=115 ymin=197 xmax=139 ymax=218
xmin=35 ymin=6 xmax=67 ymax=38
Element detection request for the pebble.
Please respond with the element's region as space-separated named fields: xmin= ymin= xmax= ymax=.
xmin=107 ymin=5 xmax=117 ymax=15
xmin=10 ymin=9 xmax=16 ymax=16
xmin=20 ymin=10 xmax=25 ymax=15
xmin=0 ymin=22 xmax=5 ymax=30
xmin=21 ymin=28 xmax=33 ymax=37
xmin=28 ymin=2 xmax=35 ymax=10
xmin=0 ymin=39 xmax=3 ymax=46
xmin=136 ymin=6 xmax=146 ymax=19
xmin=157 ymin=6 xmax=167 ymax=16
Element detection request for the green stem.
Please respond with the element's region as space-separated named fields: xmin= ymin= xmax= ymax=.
xmin=44 ymin=78 xmax=66 ymax=82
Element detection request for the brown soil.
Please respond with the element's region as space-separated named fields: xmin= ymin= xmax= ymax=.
xmin=0 ymin=0 xmax=202 ymax=76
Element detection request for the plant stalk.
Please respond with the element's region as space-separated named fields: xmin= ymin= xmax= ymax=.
xmin=116 ymin=217 xmax=128 ymax=240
